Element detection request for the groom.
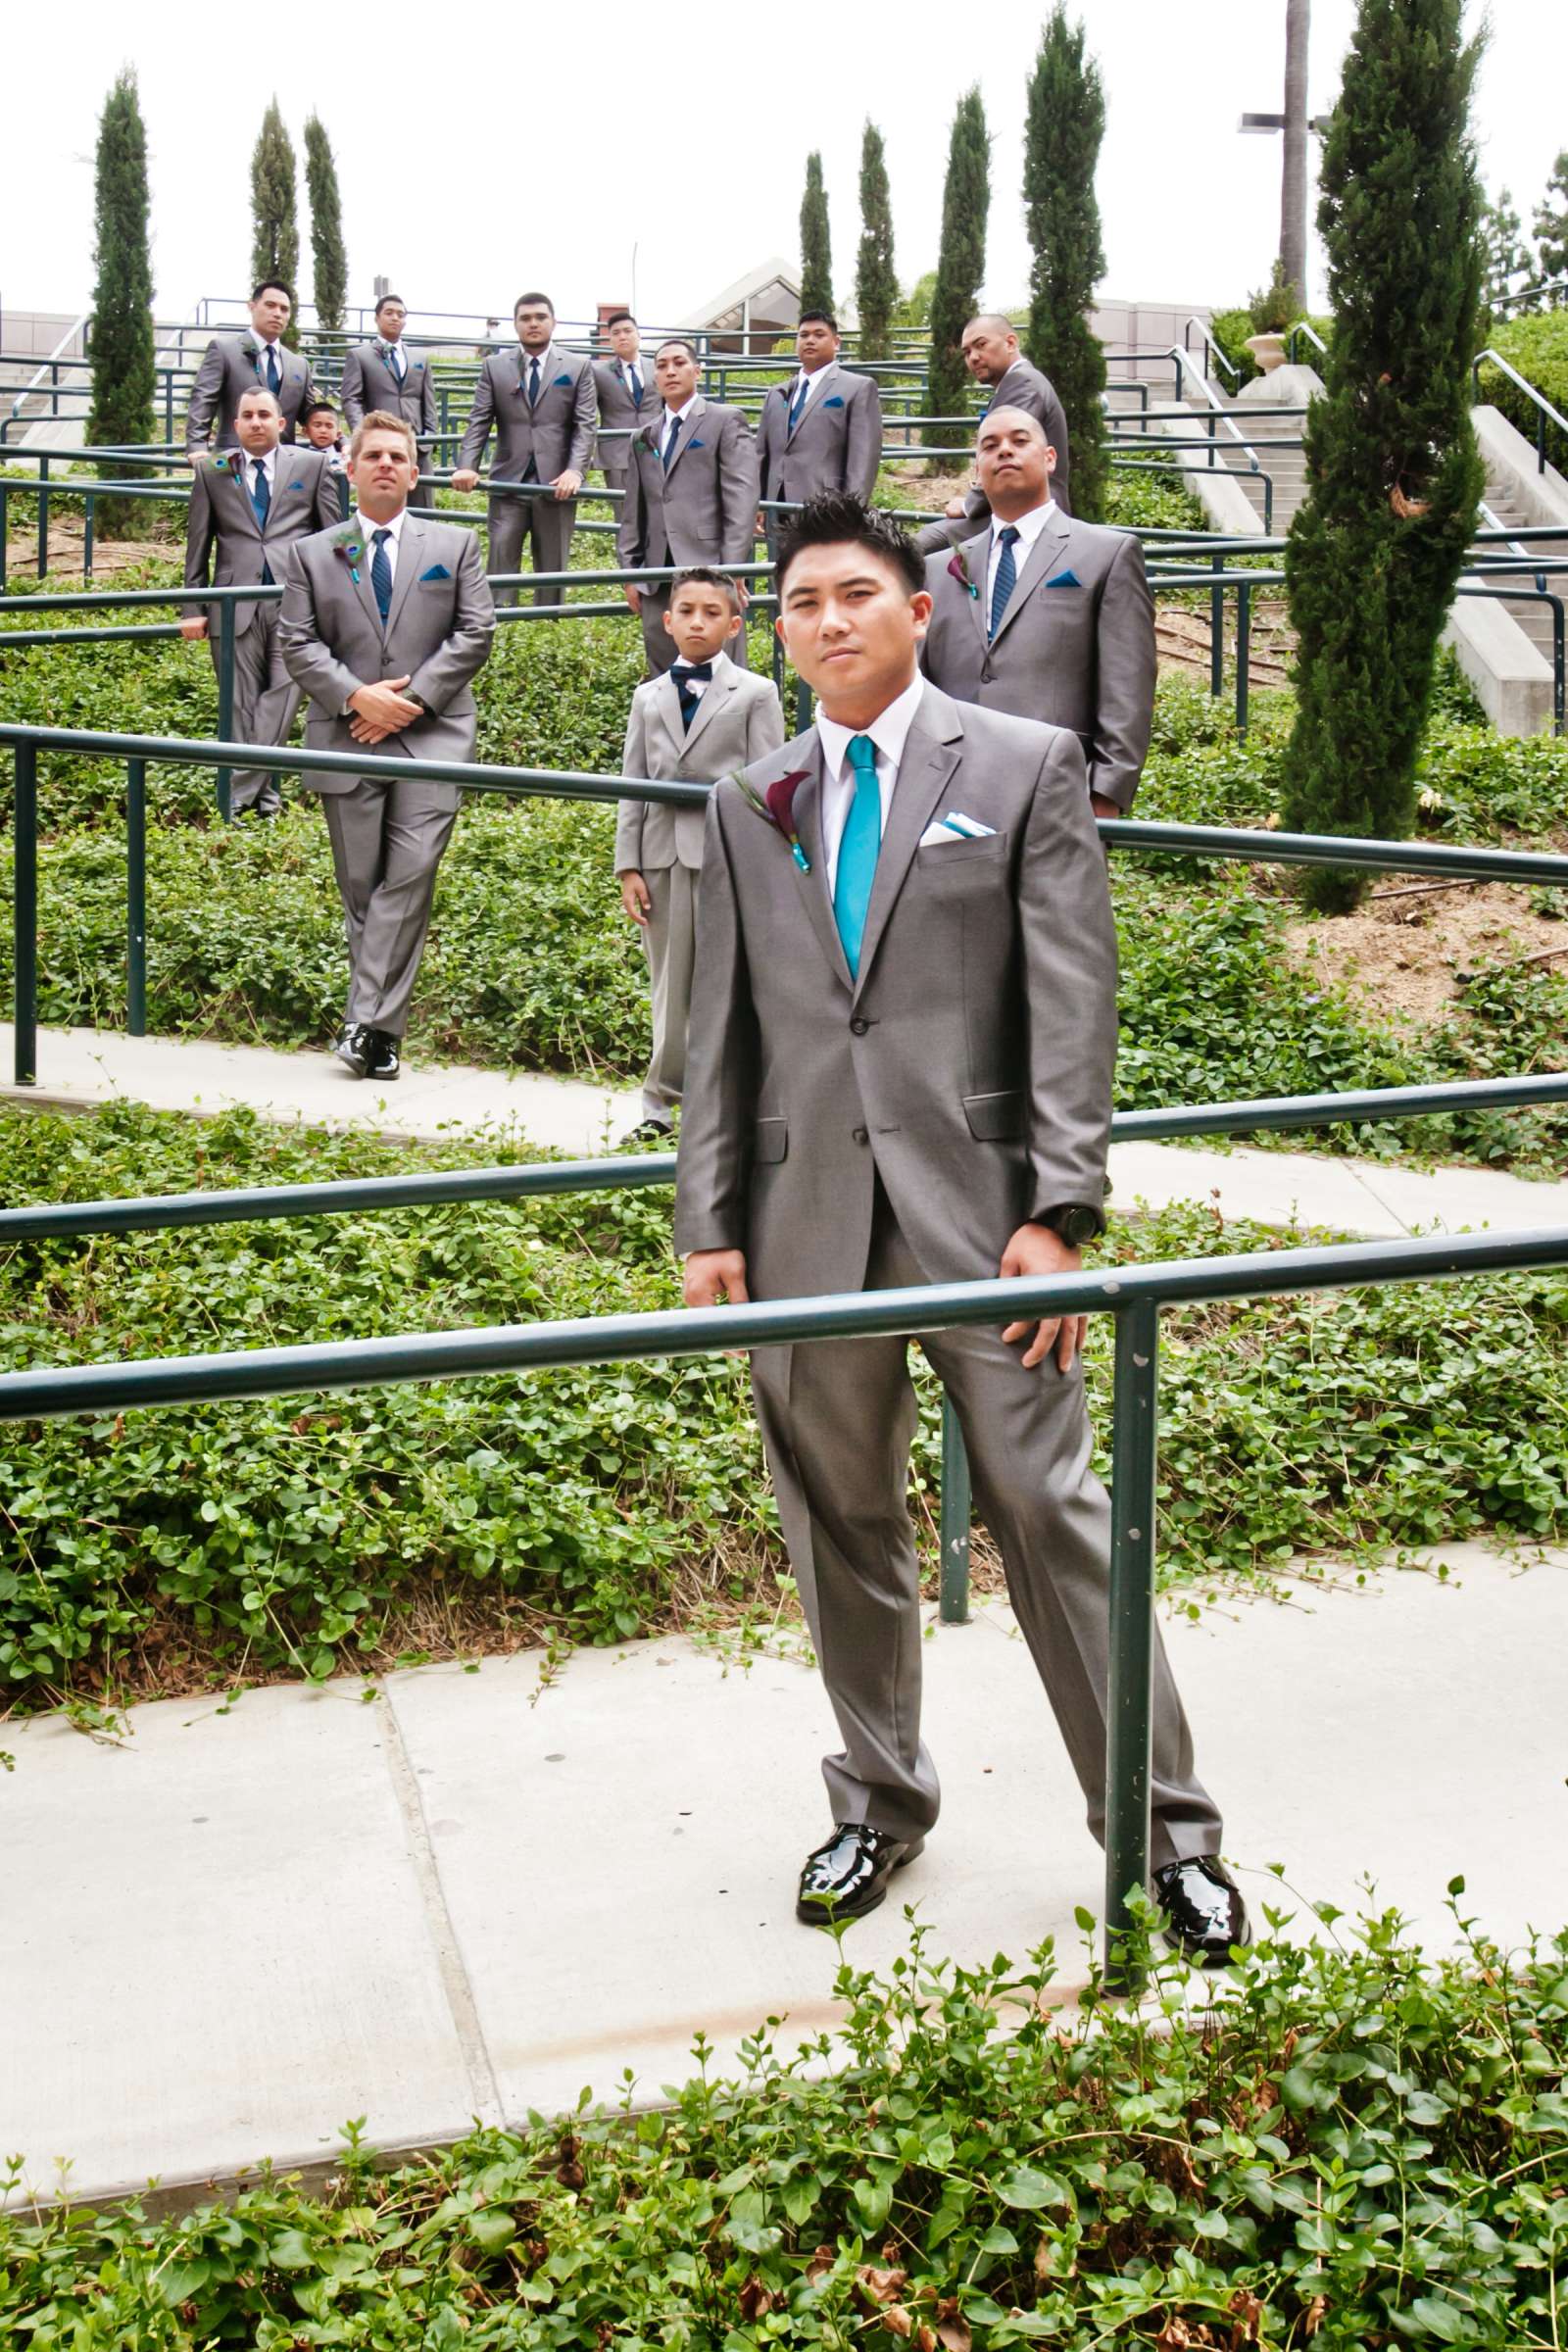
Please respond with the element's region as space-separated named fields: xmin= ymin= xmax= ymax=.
xmin=673 ymin=493 xmax=1247 ymax=1966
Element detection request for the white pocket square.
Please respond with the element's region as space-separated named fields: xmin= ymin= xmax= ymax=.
xmin=917 ymin=810 xmax=997 ymax=847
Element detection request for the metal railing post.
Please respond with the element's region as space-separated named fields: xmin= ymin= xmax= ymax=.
xmin=37 ymin=456 xmax=49 ymax=577
xmin=938 ymin=1395 xmax=971 ymax=1624
xmin=83 ymin=493 xmax=94 ymax=582
xmin=12 ymin=740 xmax=38 ymax=1085
xmin=1104 ymin=1297 xmax=1159 ymax=1993
xmin=126 ymin=758 xmax=147 ymax=1036
xmin=215 ymin=602 xmax=235 ymax=821
xmin=0 ymin=484 xmax=7 ymax=594
xmin=1209 ymin=555 xmax=1223 ymax=697
xmin=1236 ymin=581 xmax=1251 ymax=739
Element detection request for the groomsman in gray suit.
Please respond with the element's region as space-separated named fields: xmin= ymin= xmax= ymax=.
xmin=757 ymin=310 xmax=883 ymax=518
xmin=592 ymin=311 xmax=652 ymax=493
xmin=913 ymin=313 xmax=1072 ymax=555
xmin=674 ymin=493 xmax=1246 ymax=1967
xmin=451 ymin=291 xmax=598 ymax=605
xmin=616 ymin=338 xmax=760 ymax=673
xmin=185 ymin=281 xmax=318 ymax=460
xmin=920 ymin=410 xmax=1155 ymax=814
xmin=339 ymin=295 xmax=439 ymax=485
xmin=278 ymin=412 xmax=496 ymax=1082
xmin=180 ymin=385 xmax=341 ymax=813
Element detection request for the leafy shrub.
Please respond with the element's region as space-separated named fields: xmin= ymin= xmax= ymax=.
xmin=1480 ymin=308 xmax=1568 ymax=472
xmin=1208 ymin=306 xmax=1262 ymax=388
xmin=1 ymin=1909 xmax=1564 ymax=2346
xmin=2 ymin=1103 xmax=1565 ymax=1704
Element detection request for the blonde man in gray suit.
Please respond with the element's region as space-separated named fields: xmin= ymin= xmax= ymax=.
xmin=592 ymin=311 xmax=652 ymax=494
xmin=920 ymin=409 xmax=1155 ymax=815
xmin=615 ymin=567 xmax=786 ymax=1144
xmin=180 ymin=385 xmax=341 ymax=813
xmin=339 ymin=295 xmax=439 ymax=485
xmin=184 ymin=280 xmax=318 ymax=460
xmin=757 ymin=310 xmax=883 ymax=518
xmin=673 ymin=493 xmax=1246 ymax=1968
xmin=616 ymin=338 xmax=760 ymax=673
xmin=913 ymin=313 xmax=1072 ymax=554
xmin=278 ymin=412 xmax=496 ymax=1083
xmin=451 ymin=291 xmax=598 ymax=606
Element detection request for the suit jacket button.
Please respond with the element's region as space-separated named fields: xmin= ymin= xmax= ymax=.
xmin=850 ymin=1016 xmax=869 ymax=1036
xmin=852 ymin=1126 xmax=869 ymax=1146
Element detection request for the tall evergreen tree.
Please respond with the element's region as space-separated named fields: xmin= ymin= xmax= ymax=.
xmin=1479 ymin=188 xmax=1532 ymax=316
xmin=1281 ymin=0 xmax=1485 ymax=913
xmin=250 ymin=101 xmax=300 ymax=345
xmin=304 ymin=115 xmax=347 ymax=335
xmin=1022 ymin=6 xmax=1108 ymax=519
xmin=1534 ymin=151 xmax=1568 ymax=300
xmin=856 ymin=122 xmax=898 ymax=364
xmin=87 ymin=68 xmax=155 ymax=537
xmin=800 ymin=152 xmax=834 ymax=318
xmin=925 ymin=89 xmax=990 ymax=468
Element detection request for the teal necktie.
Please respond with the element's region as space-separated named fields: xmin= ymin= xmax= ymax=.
xmin=833 ymin=734 xmax=881 ymax=977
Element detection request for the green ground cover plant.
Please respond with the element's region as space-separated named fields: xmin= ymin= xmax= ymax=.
xmin=2 ymin=1907 xmax=1563 ymax=2346
xmin=2 ymin=1102 xmax=1565 ymax=1709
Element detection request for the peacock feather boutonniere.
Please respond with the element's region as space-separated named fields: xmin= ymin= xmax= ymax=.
xmin=333 ymin=527 xmax=366 ymax=586
xmin=732 ymin=767 xmax=810 ymax=872
xmin=947 ymin=548 xmax=979 ymax=599
xmin=210 ymin=452 xmax=235 ymax=473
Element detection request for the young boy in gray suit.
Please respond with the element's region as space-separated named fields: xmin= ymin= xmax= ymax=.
xmin=615 ymin=567 xmax=785 ymax=1143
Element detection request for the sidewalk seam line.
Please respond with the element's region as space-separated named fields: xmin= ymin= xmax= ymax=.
xmin=376 ymin=1686 xmax=507 ymax=2131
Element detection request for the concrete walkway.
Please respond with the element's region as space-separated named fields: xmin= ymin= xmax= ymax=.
xmin=5 ymin=1544 xmax=1566 ymax=2212
xmin=5 ymin=1020 xmax=1567 ymax=1240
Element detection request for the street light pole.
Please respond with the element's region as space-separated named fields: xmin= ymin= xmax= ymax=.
xmin=1282 ymin=0 xmax=1310 ymax=310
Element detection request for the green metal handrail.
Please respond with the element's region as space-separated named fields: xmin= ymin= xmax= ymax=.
xmin=1471 ymin=347 xmax=1568 ymax=475
xmin=3 ymin=1211 xmax=1566 ymax=1985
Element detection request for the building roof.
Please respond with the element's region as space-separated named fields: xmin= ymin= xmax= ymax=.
xmin=682 ymin=256 xmax=802 ymax=330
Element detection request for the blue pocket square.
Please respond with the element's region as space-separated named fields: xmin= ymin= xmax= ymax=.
xmin=1045 ymin=568 xmax=1082 ymax=588
xmin=553 ymin=372 xmax=573 ymax=387
xmin=823 ymin=395 xmax=845 ymax=409
xmin=286 ymin=480 xmax=307 ymax=494
xmin=419 ymin=563 xmax=452 ymax=581
xmin=688 ymin=438 xmax=706 ymax=451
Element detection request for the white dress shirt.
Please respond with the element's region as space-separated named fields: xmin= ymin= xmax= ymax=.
xmin=241 ymin=446 xmax=277 ymax=498
xmin=619 ymin=354 xmax=645 ymax=405
xmin=360 ymin=502 xmax=408 ymax=589
xmin=815 ymin=673 xmax=925 ymax=894
xmin=518 ymin=340 xmax=555 ymax=392
xmin=788 ymin=362 xmax=835 ymax=421
xmin=378 ymin=338 xmax=410 ymax=381
xmin=985 ymin=496 xmax=1056 ymax=611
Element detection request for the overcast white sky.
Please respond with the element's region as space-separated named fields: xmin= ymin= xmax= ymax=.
xmin=3 ymin=0 xmax=1563 ymax=335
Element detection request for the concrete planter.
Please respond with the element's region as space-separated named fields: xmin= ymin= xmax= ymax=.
xmin=1245 ymin=332 xmax=1289 ymax=373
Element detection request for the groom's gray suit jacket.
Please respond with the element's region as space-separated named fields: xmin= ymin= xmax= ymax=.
xmin=672 ymin=684 xmax=1116 ymax=1302
xmin=919 ymin=511 xmax=1156 ymax=811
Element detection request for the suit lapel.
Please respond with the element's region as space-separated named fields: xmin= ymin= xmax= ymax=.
xmin=267 ymin=446 xmax=301 ymax=535
xmin=785 ymin=747 xmax=855 ymax=991
xmin=220 ymin=460 xmax=262 ymax=541
xmin=384 ymin=514 xmax=426 ymax=636
xmin=663 ymin=395 xmax=707 ymax=477
xmin=788 ymin=362 xmax=836 ymax=443
xmin=852 ymin=689 xmax=963 ymax=999
xmin=337 ymin=519 xmax=385 ymax=636
xmin=652 ymin=672 xmax=686 ymax=762
xmin=989 ymin=510 xmax=1071 ymax=649
xmin=957 ymin=526 xmax=990 ymax=654
xmin=681 ymin=664 xmax=734 ymax=759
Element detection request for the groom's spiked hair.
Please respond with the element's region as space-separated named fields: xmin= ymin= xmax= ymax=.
xmin=775 ymin=493 xmax=924 ymax=597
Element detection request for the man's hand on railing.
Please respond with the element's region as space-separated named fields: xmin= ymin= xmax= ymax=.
xmin=551 ymin=469 xmax=582 ymax=501
xmin=450 ymin=467 xmax=480 ymax=493
xmin=348 ymin=676 xmax=420 ymax=745
xmin=1000 ymin=1223 xmax=1085 ymax=1372
xmin=179 ymin=617 xmax=208 ymax=642
xmin=683 ymin=1250 xmax=750 ymax=1311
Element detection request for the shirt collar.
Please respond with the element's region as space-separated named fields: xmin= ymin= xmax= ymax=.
xmin=662 ymin=392 xmax=700 ymax=424
xmin=518 ymin=340 xmax=553 ymax=371
xmin=359 ymin=504 xmax=409 ymax=545
xmin=379 ymin=335 xmax=406 ymax=360
xmin=816 ymin=672 xmax=925 ymax=789
xmin=242 ymin=445 xmax=277 ymax=477
xmin=993 ymin=497 xmax=1056 ymax=551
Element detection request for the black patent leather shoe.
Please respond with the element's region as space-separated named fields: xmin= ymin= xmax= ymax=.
xmin=1152 ymin=1856 xmax=1250 ymax=1966
xmin=796 ymin=1824 xmax=924 ymax=1925
xmin=363 ymin=1028 xmax=401 ymax=1081
xmin=333 ymin=1022 xmax=368 ymax=1077
xmin=618 ymin=1117 xmax=673 ymax=1148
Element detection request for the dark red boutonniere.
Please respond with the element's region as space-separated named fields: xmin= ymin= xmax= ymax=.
xmin=732 ymin=768 xmax=811 ymax=872
xmin=947 ymin=548 xmax=979 ymax=598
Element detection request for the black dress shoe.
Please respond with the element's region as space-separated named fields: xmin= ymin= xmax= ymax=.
xmin=333 ymin=1023 xmax=368 ymax=1077
xmin=618 ymin=1117 xmax=673 ymax=1148
xmin=796 ymin=1823 xmax=924 ymax=1926
xmin=363 ymin=1028 xmax=401 ymax=1081
xmin=1152 ymin=1856 xmax=1250 ymax=1966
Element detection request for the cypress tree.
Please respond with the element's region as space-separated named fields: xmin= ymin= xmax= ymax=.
xmin=1534 ymin=152 xmax=1568 ymax=297
xmin=856 ymin=122 xmax=898 ymax=364
xmin=86 ymin=69 xmax=155 ymax=538
xmin=925 ymin=89 xmax=990 ymax=469
xmin=1022 ymin=6 xmax=1108 ymax=519
xmin=800 ymin=153 xmax=834 ymax=318
xmin=250 ymin=101 xmax=300 ymax=345
xmin=304 ymin=115 xmax=347 ymax=335
xmin=1280 ymin=0 xmax=1485 ymax=913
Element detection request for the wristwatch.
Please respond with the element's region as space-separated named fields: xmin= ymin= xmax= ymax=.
xmin=1038 ymin=1202 xmax=1104 ymax=1248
